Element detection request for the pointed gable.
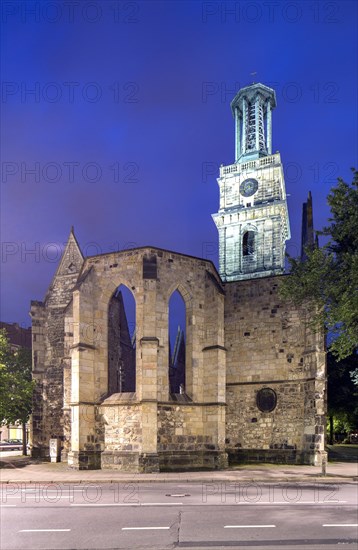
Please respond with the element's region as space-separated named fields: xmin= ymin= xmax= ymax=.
xmin=55 ymin=226 xmax=84 ymax=277
xmin=45 ymin=227 xmax=84 ymax=307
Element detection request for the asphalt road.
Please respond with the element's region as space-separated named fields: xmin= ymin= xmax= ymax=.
xmin=1 ymin=482 xmax=357 ymax=549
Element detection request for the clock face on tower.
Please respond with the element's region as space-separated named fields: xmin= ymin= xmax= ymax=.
xmin=240 ymin=178 xmax=258 ymax=197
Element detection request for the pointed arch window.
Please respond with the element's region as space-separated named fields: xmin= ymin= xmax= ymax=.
xmin=108 ymin=285 xmax=136 ymax=394
xmin=168 ymin=290 xmax=186 ymax=394
xmin=243 ymin=231 xmax=255 ymax=256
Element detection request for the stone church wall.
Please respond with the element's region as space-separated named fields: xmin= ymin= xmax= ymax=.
xmin=224 ymin=276 xmax=326 ymax=464
xmin=31 ymin=240 xmax=325 ymax=470
xmin=30 ymin=303 xmax=68 ymax=458
xmin=100 ymin=394 xmax=142 ymax=471
xmin=30 ymin=231 xmax=84 ymax=459
xmin=57 ymin=247 xmax=228 ymax=471
xmin=157 ymin=403 xmax=226 ymax=470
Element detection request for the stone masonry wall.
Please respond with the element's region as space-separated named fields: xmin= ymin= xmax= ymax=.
xmin=31 ymin=231 xmax=83 ymax=458
xmin=157 ymin=403 xmax=227 ymax=470
xmin=65 ymin=246 xmax=226 ymax=470
xmin=224 ymin=275 xmax=326 ymax=464
xmin=31 ymin=304 xmax=68 ymax=457
xmin=62 ymin=302 xmax=74 ymax=460
xmin=101 ymin=398 xmax=142 ymax=453
xmin=226 ymin=383 xmax=305 ymax=459
xmin=33 ymin=239 xmax=325 ymax=470
xmin=158 ymin=404 xmax=213 ymax=451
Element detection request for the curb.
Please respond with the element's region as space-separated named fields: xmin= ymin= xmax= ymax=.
xmin=1 ymin=476 xmax=357 ymax=485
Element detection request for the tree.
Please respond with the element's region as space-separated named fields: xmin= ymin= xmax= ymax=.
xmin=0 ymin=329 xmax=34 ymax=455
xmin=327 ymin=352 xmax=358 ymax=444
xmin=280 ymin=168 xmax=358 ymax=361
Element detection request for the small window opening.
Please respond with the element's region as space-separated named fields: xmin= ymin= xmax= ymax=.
xmin=243 ymin=231 xmax=255 ymax=256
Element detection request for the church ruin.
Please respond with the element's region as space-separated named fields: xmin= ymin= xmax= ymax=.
xmin=30 ymin=83 xmax=326 ymax=471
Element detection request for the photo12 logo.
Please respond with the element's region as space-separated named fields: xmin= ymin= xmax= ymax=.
xmin=1 ymin=240 xmax=140 ymax=264
xmin=1 ymin=482 xmax=140 ymax=504
xmin=1 ymin=161 xmax=140 ymax=184
xmin=201 ymin=2 xmax=341 ymax=24
xmin=1 ymin=1 xmax=140 ymax=24
xmin=200 ymin=161 xmax=340 ymax=185
xmin=1 ymin=81 xmax=139 ymax=104
xmin=201 ymin=81 xmax=340 ymax=104
xmin=201 ymin=481 xmax=340 ymax=504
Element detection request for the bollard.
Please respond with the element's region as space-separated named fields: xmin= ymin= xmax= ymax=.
xmin=321 ymin=453 xmax=327 ymax=476
xmin=49 ymin=438 xmax=61 ymax=463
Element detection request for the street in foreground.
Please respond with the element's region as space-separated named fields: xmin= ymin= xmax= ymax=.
xmin=1 ymin=482 xmax=357 ymax=549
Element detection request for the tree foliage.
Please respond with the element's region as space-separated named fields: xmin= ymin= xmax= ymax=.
xmin=0 ymin=329 xmax=35 ymax=454
xmin=280 ymin=168 xmax=358 ymax=360
xmin=327 ymin=352 xmax=358 ymax=443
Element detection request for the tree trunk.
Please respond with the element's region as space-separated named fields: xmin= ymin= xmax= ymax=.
xmin=22 ymin=422 xmax=27 ymax=456
xmin=329 ymin=415 xmax=334 ymax=445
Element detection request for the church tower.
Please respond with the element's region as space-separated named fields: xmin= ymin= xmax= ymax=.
xmin=212 ymin=83 xmax=290 ymax=281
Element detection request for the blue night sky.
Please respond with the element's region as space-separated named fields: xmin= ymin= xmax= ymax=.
xmin=1 ymin=0 xmax=357 ymax=327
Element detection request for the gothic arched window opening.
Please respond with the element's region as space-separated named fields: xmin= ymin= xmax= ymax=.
xmin=243 ymin=231 xmax=255 ymax=256
xmin=108 ymin=284 xmax=136 ymax=395
xmin=168 ymin=290 xmax=186 ymax=394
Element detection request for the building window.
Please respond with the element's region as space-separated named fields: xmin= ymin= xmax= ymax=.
xmin=168 ymin=290 xmax=186 ymax=394
xmin=143 ymin=255 xmax=157 ymax=279
xmin=243 ymin=231 xmax=255 ymax=256
xmin=108 ymin=285 xmax=136 ymax=394
xmin=256 ymin=388 xmax=277 ymax=412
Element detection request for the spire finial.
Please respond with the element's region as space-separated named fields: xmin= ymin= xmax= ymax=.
xmin=250 ymin=71 xmax=257 ymax=84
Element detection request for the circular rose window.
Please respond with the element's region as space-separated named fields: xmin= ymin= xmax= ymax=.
xmin=256 ymin=388 xmax=277 ymax=412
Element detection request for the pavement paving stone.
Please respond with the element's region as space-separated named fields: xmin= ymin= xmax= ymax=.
xmin=0 ymin=455 xmax=357 ymax=484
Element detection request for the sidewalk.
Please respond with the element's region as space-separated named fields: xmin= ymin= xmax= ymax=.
xmin=1 ymin=455 xmax=357 ymax=484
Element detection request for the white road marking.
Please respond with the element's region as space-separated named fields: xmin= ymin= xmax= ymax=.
xmin=271 ymin=501 xmax=346 ymax=504
xmin=1 ymin=504 xmax=16 ymax=507
xmin=4 ymin=494 xmax=77 ymax=502
xmin=20 ymin=487 xmax=86 ymax=494
xmin=19 ymin=529 xmax=71 ymax=533
xmin=122 ymin=527 xmax=170 ymax=530
xmin=142 ymin=502 xmax=183 ymax=506
xmin=224 ymin=525 xmax=276 ymax=529
xmin=214 ymin=501 xmax=347 ymax=505
xmin=71 ymin=503 xmax=139 ymax=507
xmin=322 ymin=523 xmax=358 ymax=527
xmin=219 ymin=501 xmax=346 ymax=505
xmin=70 ymin=502 xmax=183 ymax=507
